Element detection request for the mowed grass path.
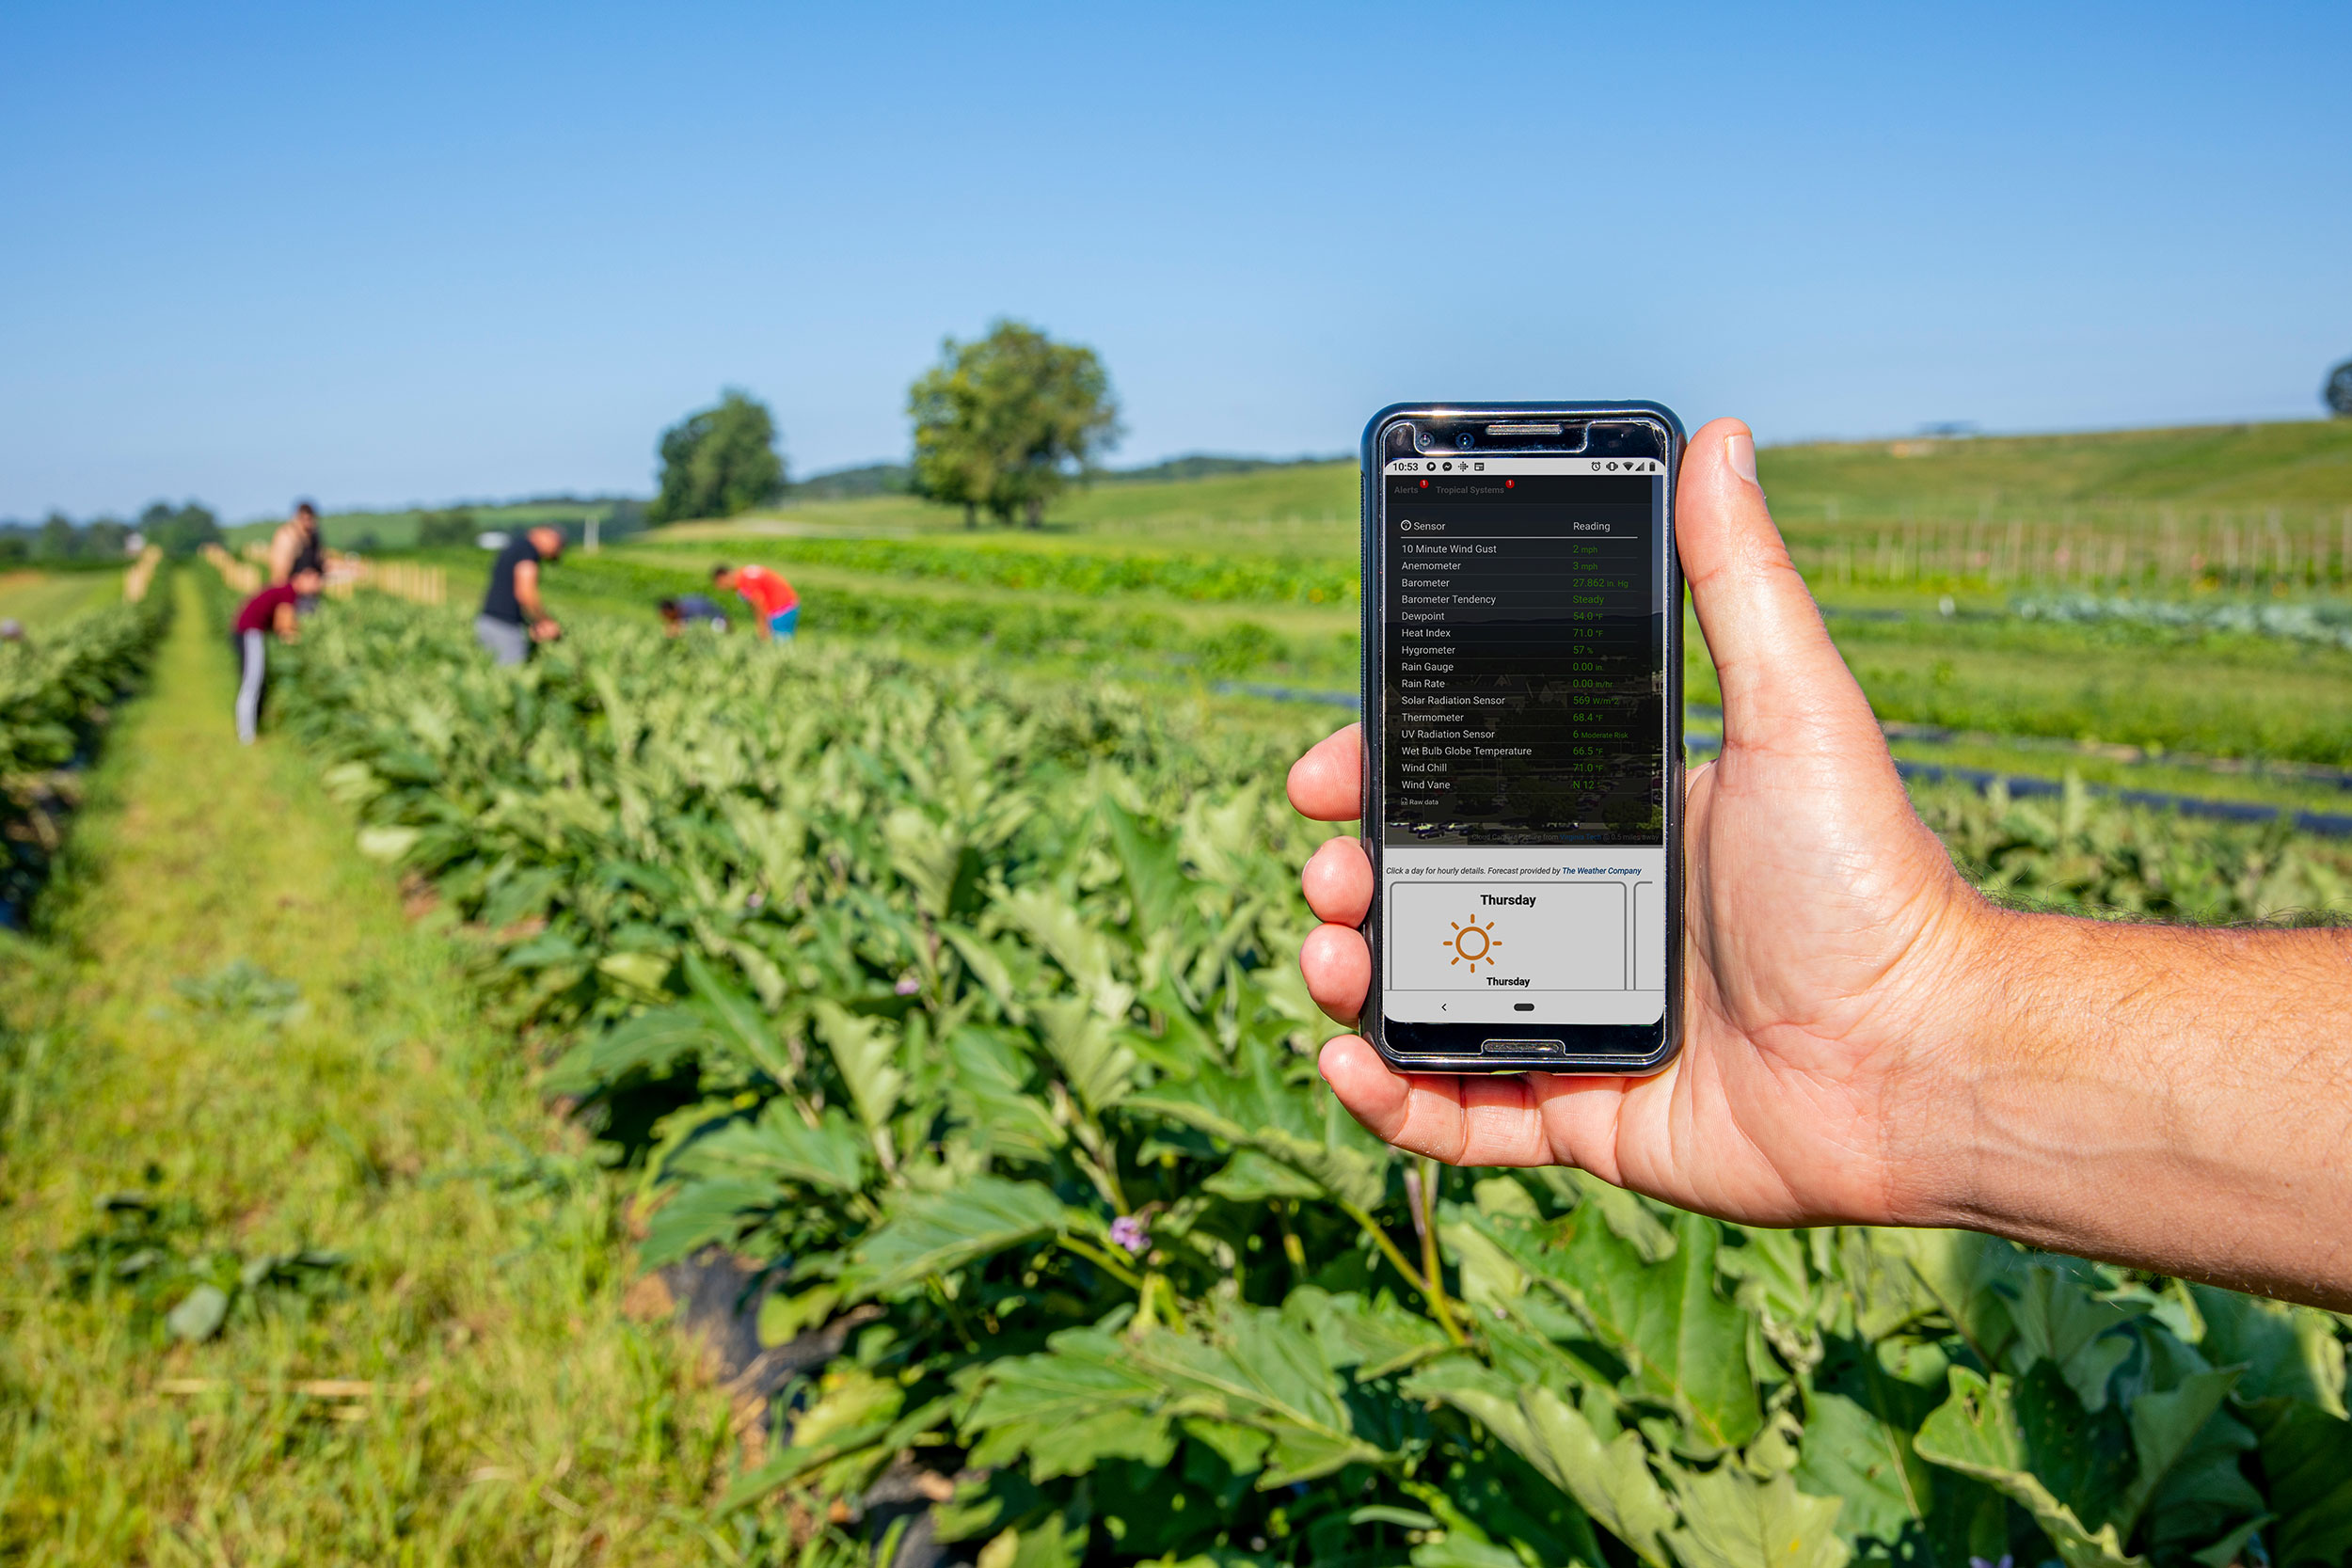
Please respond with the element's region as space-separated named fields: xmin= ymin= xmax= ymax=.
xmin=0 ymin=578 xmax=748 ymax=1565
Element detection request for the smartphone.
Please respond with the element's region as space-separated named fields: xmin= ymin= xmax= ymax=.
xmin=1358 ymin=404 xmax=1684 ymax=1074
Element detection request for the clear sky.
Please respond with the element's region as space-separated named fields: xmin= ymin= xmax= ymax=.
xmin=3 ymin=1 xmax=2347 ymax=521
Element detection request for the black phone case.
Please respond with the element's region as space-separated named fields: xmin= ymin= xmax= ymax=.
xmin=1358 ymin=403 xmax=1686 ymax=1076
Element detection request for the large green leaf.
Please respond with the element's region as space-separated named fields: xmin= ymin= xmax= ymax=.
xmin=993 ymin=884 xmax=1132 ymax=1019
xmin=2191 ymin=1286 xmax=2346 ymax=1411
xmin=1402 ymin=1355 xmax=1675 ymax=1567
xmin=1283 ymin=1287 xmax=1451 ymax=1380
xmin=813 ymin=999 xmax=904 ymax=1148
xmin=1546 ymin=1209 xmax=1762 ymax=1454
xmin=961 ymin=1325 xmax=1183 ymax=1479
xmin=882 ymin=805 xmax=967 ymax=919
xmin=1668 ymin=1465 xmax=1850 ymax=1568
xmin=1790 ymin=1390 xmax=1933 ymax=1548
xmin=839 ymin=1175 xmax=1073 ymax=1301
xmin=2254 ymin=1402 xmax=2352 ymax=1567
xmin=1913 ymin=1366 xmax=2138 ymax=1568
xmin=963 ymin=1305 xmax=1391 ymax=1491
xmin=545 ymin=1004 xmax=712 ymax=1097
xmin=1125 ymin=1029 xmax=1388 ymax=1212
xmin=2114 ymin=1367 xmax=2241 ymax=1537
xmin=1102 ymin=797 xmax=1194 ymax=939
xmin=1032 ymin=996 xmax=1138 ymax=1115
xmin=641 ymin=1178 xmax=775 ymax=1268
xmin=944 ymin=1025 xmax=1065 ymax=1164
xmin=670 ymin=1102 xmax=869 ymax=1194
xmin=681 ymin=948 xmax=797 ymax=1086
xmin=2001 ymin=1261 xmax=2150 ymax=1413
xmin=1870 ymin=1228 xmax=2020 ymax=1361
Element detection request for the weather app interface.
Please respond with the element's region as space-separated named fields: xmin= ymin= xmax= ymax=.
xmin=1379 ymin=455 xmax=1668 ymax=1028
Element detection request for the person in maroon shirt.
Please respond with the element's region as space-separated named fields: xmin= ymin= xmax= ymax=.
xmin=233 ymin=567 xmax=320 ymax=744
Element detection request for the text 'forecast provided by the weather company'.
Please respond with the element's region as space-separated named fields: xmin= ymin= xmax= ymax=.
xmin=1382 ymin=467 xmax=1661 ymax=844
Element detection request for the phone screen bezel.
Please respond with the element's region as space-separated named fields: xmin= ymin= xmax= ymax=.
xmin=1358 ymin=403 xmax=1686 ymax=1076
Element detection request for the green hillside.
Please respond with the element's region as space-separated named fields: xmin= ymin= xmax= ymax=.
xmin=1762 ymin=419 xmax=2352 ymax=508
xmin=275 ymin=419 xmax=2352 ymax=563
xmin=658 ymin=419 xmax=2351 ymax=560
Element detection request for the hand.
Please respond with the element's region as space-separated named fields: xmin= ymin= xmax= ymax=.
xmin=1291 ymin=419 xmax=1989 ymax=1229
xmin=532 ymin=618 xmax=561 ymax=642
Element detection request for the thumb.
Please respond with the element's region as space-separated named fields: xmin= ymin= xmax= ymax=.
xmin=1679 ymin=419 xmax=1882 ymax=757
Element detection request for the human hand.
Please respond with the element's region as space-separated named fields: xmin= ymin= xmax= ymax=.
xmin=1291 ymin=418 xmax=1988 ymax=1228
xmin=532 ymin=618 xmax=562 ymax=642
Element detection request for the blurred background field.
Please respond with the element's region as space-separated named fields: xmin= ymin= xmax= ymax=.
xmin=0 ymin=570 xmax=123 ymax=630
xmin=421 ymin=416 xmax=2352 ymax=825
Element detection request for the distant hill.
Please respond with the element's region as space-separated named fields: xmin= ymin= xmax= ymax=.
xmin=777 ymin=451 xmax=1351 ymax=501
xmin=787 ymin=464 xmax=911 ymax=500
xmin=1761 ymin=419 xmax=2352 ymax=508
xmin=223 ymin=420 xmax=2352 ymax=554
xmin=1101 ymin=452 xmax=1353 ymax=485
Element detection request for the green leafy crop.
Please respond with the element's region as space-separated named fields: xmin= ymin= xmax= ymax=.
xmin=271 ymin=597 xmax=2352 ymax=1568
xmin=0 ymin=585 xmax=171 ymax=917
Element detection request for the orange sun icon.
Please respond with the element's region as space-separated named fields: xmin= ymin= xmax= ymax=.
xmin=1444 ymin=916 xmax=1501 ymax=974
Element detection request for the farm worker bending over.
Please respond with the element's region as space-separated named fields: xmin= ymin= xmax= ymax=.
xmin=659 ymin=594 xmax=730 ymax=635
xmin=477 ymin=525 xmax=564 ymax=667
xmin=1292 ymin=418 xmax=2352 ymax=1314
xmin=231 ymin=567 xmax=321 ymax=745
xmin=268 ymin=499 xmax=326 ymax=612
xmin=711 ymin=562 xmax=797 ymax=641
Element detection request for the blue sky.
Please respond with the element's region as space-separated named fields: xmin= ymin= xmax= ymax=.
xmin=3 ymin=1 xmax=2347 ymax=521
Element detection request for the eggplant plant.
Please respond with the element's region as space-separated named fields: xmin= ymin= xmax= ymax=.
xmin=275 ymin=599 xmax=2352 ymax=1568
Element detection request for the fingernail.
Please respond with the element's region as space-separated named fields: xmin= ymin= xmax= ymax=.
xmin=1725 ymin=431 xmax=1758 ymax=487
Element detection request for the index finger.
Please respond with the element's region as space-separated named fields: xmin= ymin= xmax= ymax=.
xmin=1287 ymin=723 xmax=1362 ymax=822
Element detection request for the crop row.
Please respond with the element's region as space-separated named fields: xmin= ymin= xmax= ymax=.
xmin=630 ymin=534 xmax=1359 ymax=606
xmin=271 ymin=595 xmax=2352 ymax=1568
xmin=0 ymin=582 xmax=173 ymax=922
xmin=558 ymin=553 xmax=1358 ymax=685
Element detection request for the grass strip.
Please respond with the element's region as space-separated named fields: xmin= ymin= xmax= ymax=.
xmin=0 ymin=576 xmax=762 ymax=1563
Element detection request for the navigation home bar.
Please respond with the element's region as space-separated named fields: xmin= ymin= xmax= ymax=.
xmin=1385 ymin=457 xmax=1664 ymax=475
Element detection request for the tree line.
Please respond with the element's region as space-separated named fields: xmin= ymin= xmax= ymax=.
xmin=652 ymin=319 xmax=1120 ymax=530
xmin=0 ymin=500 xmax=220 ymax=564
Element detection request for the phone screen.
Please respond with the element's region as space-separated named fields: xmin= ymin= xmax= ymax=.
xmin=1377 ymin=453 xmax=1669 ymax=1031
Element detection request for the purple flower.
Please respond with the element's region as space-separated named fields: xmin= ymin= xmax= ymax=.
xmin=1969 ymin=1557 xmax=2013 ymax=1568
xmin=894 ymin=974 xmax=921 ymax=995
xmin=1109 ymin=1214 xmax=1150 ymax=1255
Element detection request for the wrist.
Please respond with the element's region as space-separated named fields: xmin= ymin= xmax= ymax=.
xmin=1868 ymin=887 xmax=2035 ymax=1231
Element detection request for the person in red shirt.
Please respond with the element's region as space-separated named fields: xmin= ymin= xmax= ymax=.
xmin=710 ymin=563 xmax=798 ymax=641
xmin=232 ymin=567 xmax=321 ymax=744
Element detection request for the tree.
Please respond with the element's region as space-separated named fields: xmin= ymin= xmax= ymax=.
xmin=2327 ymin=357 xmax=2352 ymax=418
xmin=83 ymin=517 xmax=130 ymax=557
xmin=138 ymin=500 xmax=221 ymax=559
xmin=907 ymin=320 xmax=1121 ymax=528
xmin=416 ymin=507 xmax=478 ymax=547
xmin=649 ymin=390 xmax=786 ymax=524
xmin=36 ymin=512 xmax=78 ymax=560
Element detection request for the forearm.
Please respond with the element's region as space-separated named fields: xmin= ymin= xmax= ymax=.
xmin=1901 ymin=904 xmax=2352 ymax=1307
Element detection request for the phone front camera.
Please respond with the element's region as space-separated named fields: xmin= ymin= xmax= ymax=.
xmin=1455 ymin=434 xmax=1474 ymax=450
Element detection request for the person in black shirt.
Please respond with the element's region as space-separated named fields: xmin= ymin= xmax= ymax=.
xmin=477 ymin=526 xmax=564 ymax=666
xmin=659 ymin=594 xmax=730 ymax=635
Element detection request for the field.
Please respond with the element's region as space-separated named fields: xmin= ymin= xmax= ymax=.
xmin=226 ymin=499 xmax=642 ymax=553
xmin=0 ymin=569 xmax=124 ymax=630
xmin=6 ymin=420 xmax=2352 ymax=1566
